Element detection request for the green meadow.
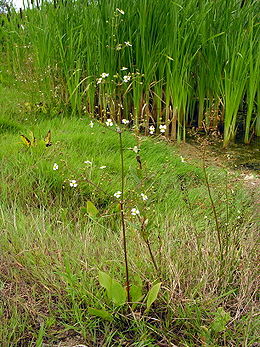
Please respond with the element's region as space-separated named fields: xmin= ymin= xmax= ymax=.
xmin=0 ymin=0 xmax=259 ymax=345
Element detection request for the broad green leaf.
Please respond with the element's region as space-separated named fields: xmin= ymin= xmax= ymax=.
xmin=130 ymin=284 xmax=143 ymax=303
xmin=110 ymin=280 xmax=127 ymax=306
xmin=86 ymin=201 xmax=99 ymax=217
xmin=98 ymin=271 xmax=126 ymax=305
xmin=88 ymin=308 xmax=113 ymax=321
xmin=146 ymin=282 xmax=161 ymax=310
xmin=98 ymin=271 xmax=112 ymax=295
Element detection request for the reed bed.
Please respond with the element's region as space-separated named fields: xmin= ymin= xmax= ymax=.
xmin=1 ymin=0 xmax=259 ymax=146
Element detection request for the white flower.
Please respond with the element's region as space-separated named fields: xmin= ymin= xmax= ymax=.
xmin=101 ymin=72 xmax=109 ymax=78
xmin=116 ymin=8 xmax=125 ymax=15
xmin=122 ymin=119 xmax=130 ymax=124
xmin=69 ymin=180 xmax=78 ymax=187
xmin=121 ymin=67 xmax=128 ymax=71
xmin=97 ymin=78 xmax=102 ymax=84
xmin=131 ymin=208 xmax=140 ymax=216
xmin=149 ymin=125 xmax=155 ymax=134
xmin=53 ymin=163 xmax=59 ymax=170
xmin=124 ymin=41 xmax=132 ymax=47
xmin=89 ymin=121 xmax=94 ymax=128
xmin=114 ymin=191 xmax=122 ymax=199
xmin=123 ymin=75 xmax=131 ymax=83
xmin=84 ymin=160 xmax=92 ymax=166
xmin=105 ymin=119 xmax=113 ymax=126
xmin=132 ymin=146 xmax=139 ymax=154
xmin=141 ymin=193 xmax=148 ymax=201
xmin=180 ymin=156 xmax=186 ymax=163
xmin=159 ymin=124 xmax=167 ymax=133
xmin=99 ymin=166 xmax=107 ymax=169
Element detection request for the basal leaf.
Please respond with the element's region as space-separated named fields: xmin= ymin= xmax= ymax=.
xmin=146 ymin=282 xmax=161 ymax=310
xmin=98 ymin=271 xmax=126 ymax=305
xmin=110 ymin=280 xmax=127 ymax=306
xmin=88 ymin=307 xmax=113 ymax=321
xmin=86 ymin=201 xmax=99 ymax=217
xmin=98 ymin=271 xmax=112 ymax=296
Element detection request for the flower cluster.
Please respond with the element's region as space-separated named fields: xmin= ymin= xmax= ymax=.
xmin=159 ymin=124 xmax=167 ymax=133
xmin=131 ymin=208 xmax=140 ymax=216
xmin=149 ymin=125 xmax=155 ymax=134
xmin=114 ymin=191 xmax=122 ymax=199
xmin=123 ymin=75 xmax=131 ymax=83
xmin=69 ymin=180 xmax=78 ymax=187
xmin=97 ymin=72 xmax=109 ymax=84
xmin=105 ymin=119 xmax=113 ymax=126
xmin=141 ymin=193 xmax=148 ymax=201
xmin=132 ymin=146 xmax=139 ymax=154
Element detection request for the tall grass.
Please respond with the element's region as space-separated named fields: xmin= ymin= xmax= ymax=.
xmin=1 ymin=0 xmax=259 ymax=145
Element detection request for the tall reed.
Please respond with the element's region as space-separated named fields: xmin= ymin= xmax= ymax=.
xmin=1 ymin=0 xmax=259 ymax=146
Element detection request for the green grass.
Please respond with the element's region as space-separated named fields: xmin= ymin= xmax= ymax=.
xmin=0 ymin=71 xmax=259 ymax=346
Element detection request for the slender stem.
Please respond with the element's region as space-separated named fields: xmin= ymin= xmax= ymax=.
xmin=145 ymin=238 xmax=159 ymax=274
xmin=202 ymin=146 xmax=223 ymax=262
xmin=224 ymin=170 xmax=229 ymax=257
xmin=139 ymin=216 xmax=160 ymax=276
xmin=118 ymin=131 xmax=130 ymax=303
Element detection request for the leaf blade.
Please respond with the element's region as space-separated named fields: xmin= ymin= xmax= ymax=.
xmin=88 ymin=307 xmax=113 ymax=321
xmin=86 ymin=201 xmax=99 ymax=217
xmin=146 ymin=282 xmax=161 ymax=310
